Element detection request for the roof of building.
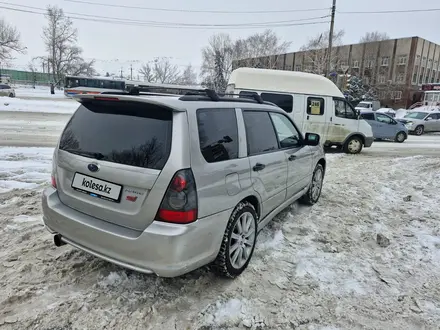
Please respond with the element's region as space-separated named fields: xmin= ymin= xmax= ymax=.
xmin=229 ymin=67 xmax=344 ymax=97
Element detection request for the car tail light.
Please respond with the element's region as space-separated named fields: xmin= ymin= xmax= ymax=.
xmin=51 ymin=175 xmax=57 ymax=188
xmin=155 ymin=169 xmax=198 ymax=224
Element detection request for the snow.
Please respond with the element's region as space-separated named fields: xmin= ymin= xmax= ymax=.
xmin=1 ymin=113 xmax=440 ymax=329
xmin=0 ymin=147 xmax=53 ymax=193
xmin=13 ymin=85 xmax=68 ymax=100
xmin=0 ymin=96 xmax=77 ymax=114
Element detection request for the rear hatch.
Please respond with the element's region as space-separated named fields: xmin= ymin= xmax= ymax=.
xmin=55 ymin=97 xmax=176 ymax=231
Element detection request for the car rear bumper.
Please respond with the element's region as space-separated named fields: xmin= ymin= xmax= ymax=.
xmin=42 ymin=187 xmax=230 ymax=277
xmin=364 ymin=137 xmax=374 ymax=147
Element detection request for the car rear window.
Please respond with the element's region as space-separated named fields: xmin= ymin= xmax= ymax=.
xmin=59 ymin=100 xmax=173 ymax=170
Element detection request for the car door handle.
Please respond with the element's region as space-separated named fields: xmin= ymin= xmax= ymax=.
xmin=253 ymin=163 xmax=266 ymax=172
xmin=288 ymin=155 xmax=296 ymax=161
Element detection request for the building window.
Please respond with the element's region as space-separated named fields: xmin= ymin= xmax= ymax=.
xmin=398 ymin=55 xmax=407 ymax=65
xmin=422 ymin=57 xmax=427 ymax=66
xmin=416 ymin=55 xmax=421 ymax=65
xmin=426 ymin=69 xmax=431 ymax=83
xmin=379 ymin=91 xmax=387 ymax=99
xmin=381 ymin=57 xmax=390 ymax=66
xmin=295 ymin=65 xmax=302 ymax=71
xmin=396 ymin=73 xmax=405 ymax=83
xmin=419 ymin=68 xmax=425 ymax=84
xmin=393 ymin=91 xmax=402 ymax=100
xmin=412 ymin=65 xmax=419 ymax=84
xmin=435 ymin=61 xmax=439 ymax=71
xmin=379 ymin=75 xmax=386 ymax=84
xmin=352 ymin=60 xmax=359 ymax=68
xmin=306 ymin=64 xmax=313 ymax=72
xmin=428 ymin=59 xmax=433 ymax=69
xmin=432 ymin=71 xmax=436 ymax=84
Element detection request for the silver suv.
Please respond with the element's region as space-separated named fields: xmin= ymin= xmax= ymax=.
xmin=42 ymin=90 xmax=326 ymax=278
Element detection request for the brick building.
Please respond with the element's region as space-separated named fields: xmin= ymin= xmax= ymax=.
xmin=233 ymin=37 xmax=440 ymax=109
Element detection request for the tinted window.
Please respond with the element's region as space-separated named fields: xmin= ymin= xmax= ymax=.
xmin=196 ymin=108 xmax=239 ymax=163
xmin=307 ymin=97 xmax=325 ymax=115
xmin=243 ymin=111 xmax=279 ymax=155
xmin=269 ymin=112 xmax=302 ymax=148
xmin=59 ymin=101 xmax=172 ymax=170
xmin=335 ymin=99 xmax=357 ymax=119
xmin=427 ymin=113 xmax=440 ymax=120
xmin=4 ymin=85 xmax=11 ymax=89
xmin=360 ymin=113 xmax=375 ymax=120
xmin=261 ymin=93 xmax=293 ymax=113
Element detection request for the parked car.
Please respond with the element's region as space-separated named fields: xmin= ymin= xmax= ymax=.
xmin=397 ymin=111 xmax=440 ymax=135
xmin=225 ymin=68 xmax=374 ymax=154
xmin=42 ymin=90 xmax=326 ymax=278
xmin=360 ymin=111 xmax=408 ymax=143
xmin=355 ymin=100 xmax=381 ymax=111
xmin=0 ymin=84 xmax=15 ymax=97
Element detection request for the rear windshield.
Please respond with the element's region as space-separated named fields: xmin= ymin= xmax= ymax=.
xmin=59 ymin=100 xmax=173 ymax=170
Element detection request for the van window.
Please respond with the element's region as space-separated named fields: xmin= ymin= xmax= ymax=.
xmin=197 ymin=108 xmax=239 ymax=163
xmin=261 ymin=93 xmax=293 ymax=113
xmin=243 ymin=111 xmax=279 ymax=155
xmin=335 ymin=99 xmax=357 ymax=119
xmin=307 ymin=97 xmax=325 ymax=116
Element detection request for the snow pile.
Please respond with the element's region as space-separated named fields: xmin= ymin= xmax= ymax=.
xmin=0 ymin=96 xmax=77 ymax=114
xmin=1 ymin=152 xmax=440 ymax=329
xmin=13 ymin=86 xmax=67 ymax=100
xmin=0 ymin=147 xmax=53 ymax=193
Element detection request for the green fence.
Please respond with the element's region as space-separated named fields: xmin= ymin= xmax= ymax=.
xmin=0 ymin=69 xmax=51 ymax=84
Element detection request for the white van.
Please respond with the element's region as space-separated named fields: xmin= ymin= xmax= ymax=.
xmin=355 ymin=100 xmax=381 ymax=111
xmin=226 ymin=68 xmax=373 ymax=154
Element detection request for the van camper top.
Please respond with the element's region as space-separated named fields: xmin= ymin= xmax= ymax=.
xmin=228 ymin=68 xmax=344 ymax=98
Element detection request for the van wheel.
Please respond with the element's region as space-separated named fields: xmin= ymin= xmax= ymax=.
xmin=343 ymin=136 xmax=363 ymax=154
xmin=9 ymin=93 xmax=14 ymax=98
xmin=300 ymin=163 xmax=324 ymax=205
xmin=414 ymin=125 xmax=424 ymax=136
xmin=395 ymin=131 xmax=406 ymax=143
xmin=212 ymin=201 xmax=257 ymax=278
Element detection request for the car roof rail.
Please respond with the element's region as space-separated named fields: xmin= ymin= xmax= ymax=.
xmin=179 ymin=89 xmax=268 ymax=105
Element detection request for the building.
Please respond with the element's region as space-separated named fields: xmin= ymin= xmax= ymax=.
xmin=233 ymin=37 xmax=440 ymax=109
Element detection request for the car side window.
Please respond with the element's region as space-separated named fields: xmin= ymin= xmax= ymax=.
xmin=196 ymin=108 xmax=239 ymax=163
xmin=307 ymin=97 xmax=325 ymax=116
xmin=426 ymin=114 xmax=439 ymax=120
xmin=360 ymin=113 xmax=375 ymax=120
xmin=269 ymin=112 xmax=302 ymax=148
xmin=376 ymin=113 xmax=392 ymax=124
xmin=335 ymin=99 xmax=358 ymax=119
xmin=243 ymin=111 xmax=279 ymax=155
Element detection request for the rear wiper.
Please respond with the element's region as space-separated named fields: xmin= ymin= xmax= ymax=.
xmin=62 ymin=149 xmax=105 ymax=160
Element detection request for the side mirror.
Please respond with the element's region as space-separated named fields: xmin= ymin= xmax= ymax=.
xmin=425 ymin=117 xmax=433 ymax=121
xmin=304 ymin=133 xmax=320 ymax=146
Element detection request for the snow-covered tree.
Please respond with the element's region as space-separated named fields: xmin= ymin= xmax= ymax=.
xmin=344 ymin=75 xmax=366 ymax=103
xmin=177 ymin=64 xmax=197 ymax=85
xmin=359 ymin=31 xmax=390 ymax=43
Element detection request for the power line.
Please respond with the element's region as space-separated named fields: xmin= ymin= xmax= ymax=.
xmin=338 ymin=8 xmax=440 ymax=14
xmin=64 ymin=0 xmax=330 ymax=14
xmin=0 ymin=3 xmax=330 ymax=29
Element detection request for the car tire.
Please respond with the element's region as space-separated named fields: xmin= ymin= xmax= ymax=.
xmin=299 ymin=163 xmax=325 ymax=205
xmin=395 ymin=131 xmax=407 ymax=143
xmin=8 ymin=93 xmax=14 ymax=98
xmin=343 ymin=136 xmax=363 ymax=154
xmin=414 ymin=125 xmax=424 ymax=136
xmin=212 ymin=201 xmax=258 ymax=278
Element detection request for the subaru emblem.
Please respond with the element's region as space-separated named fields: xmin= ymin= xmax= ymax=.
xmin=88 ymin=163 xmax=99 ymax=172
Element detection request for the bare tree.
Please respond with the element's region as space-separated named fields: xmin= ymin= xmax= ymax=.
xmin=0 ymin=18 xmax=26 ymax=62
xmin=200 ymin=30 xmax=290 ymax=92
xmin=299 ymin=29 xmax=345 ymax=76
xmin=177 ymin=64 xmax=197 ymax=85
xmin=138 ymin=57 xmax=181 ymax=84
xmin=359 ymin=31 xmax=390 ymax=43
xmin=43 ymin=6 xmax=95 ymax=86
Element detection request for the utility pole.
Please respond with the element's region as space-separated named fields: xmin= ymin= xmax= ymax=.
xmin=120 ymin=67 xmax=123 ymax=79
xmin=130 ymin=64 xmax=133 ymax=80
xmin=326 ymin=0 xmax=337 ymax=78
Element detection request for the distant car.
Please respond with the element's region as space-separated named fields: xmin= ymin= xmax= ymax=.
xmin=397 ymin=111 xmax=440 ymax=135
xmin=0 ymin=84 xmax=15 ymax=97
xmin=360 ymin=111 xmax=408 ymax=143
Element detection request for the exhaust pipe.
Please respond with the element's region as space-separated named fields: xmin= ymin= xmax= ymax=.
xmin=54 ymin=234 xmax=66 ymax=247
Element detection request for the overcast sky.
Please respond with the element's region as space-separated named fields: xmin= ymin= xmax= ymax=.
xmin=3 ymin=0 xmax=439 ymax=76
